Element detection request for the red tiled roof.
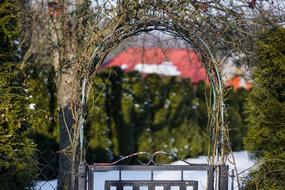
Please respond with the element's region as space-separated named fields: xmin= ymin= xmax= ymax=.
xmin=105 ymin=47 xmax=207 ymax=84
xmin=104 ymin=47 xmax=251 ymax=90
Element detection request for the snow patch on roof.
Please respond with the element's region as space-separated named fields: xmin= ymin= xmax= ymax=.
xmin=134 ymin=61 xmax=181 ymax=76
xmin=121 ymin=64 xmax=128 ymax=70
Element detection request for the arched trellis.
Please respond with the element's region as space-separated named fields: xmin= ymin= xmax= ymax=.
xmin=85 ymin=23 xmax=226 ymax=164
xmin=69 ymin=1 xmax=254 ymax=188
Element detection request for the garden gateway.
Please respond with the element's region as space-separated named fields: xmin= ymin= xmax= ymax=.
xmin=57 ymin=1 xmax=253 ymax=189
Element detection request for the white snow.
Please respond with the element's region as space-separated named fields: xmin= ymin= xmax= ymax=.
xmin=33 ymin=179 xmax=57 ymax=190
xmin=121 ymin=64 xmax=129 ymax=70
xmin=34 ymin=151 xmax=254 ymax=190
xmin=134 ymin=61 xmax=181 ymax=76
xmin=29 ymin=103 xmax=36 ymax=110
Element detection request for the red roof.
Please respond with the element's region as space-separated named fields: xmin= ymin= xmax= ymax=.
xmin=105 ymin=48 xmax=207 ymax=84
xmin=225 ymin=75 xmax=252 ymax=91
xmin=104 ymin=47 xmax=251 ymax=90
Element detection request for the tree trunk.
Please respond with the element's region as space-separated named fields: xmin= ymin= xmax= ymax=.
xmin=58 ymin=105 xmax=74 ymax=190
xmin=49 ymin=8 xmax=76 ymax=189
xmin=54 ymin=0 xmax=88 ymax=188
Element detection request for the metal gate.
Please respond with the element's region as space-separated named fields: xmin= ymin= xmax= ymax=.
xmin=84 ymin=152 xmax=229 ymax=190
xmin=87 ymin=164 xmax=229 ymax=190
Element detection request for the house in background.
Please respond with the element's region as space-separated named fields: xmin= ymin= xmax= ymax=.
xmin=222 ymin=61 xmax=251 ymax=90
xmin=103 ymin=47 xmax=251 ymax=90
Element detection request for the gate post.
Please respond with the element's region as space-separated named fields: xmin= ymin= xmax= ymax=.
xmin=207 ymin=165 xmax=214 ymax=190
xmin=218 ymin=165 xmax=229 ymax=190
xmin=87 ymin=165 xmax=94 ymax=190
xmin=78 ymin=162 xmax=87 ymax=190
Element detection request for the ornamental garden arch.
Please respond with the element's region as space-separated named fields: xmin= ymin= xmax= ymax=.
xmin=67 ymin=1 xmax=249 ymax=189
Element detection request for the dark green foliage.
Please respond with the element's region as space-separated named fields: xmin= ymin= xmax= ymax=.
xmin=86 ymin=67 xmax=248 ymax=163
xmin=0 ymin=64 xmax=36 ymax=190
xmin=0 ymin=0 xmax=19 ymax=63
xmin=244 ymin=28 xmax=285 ymax=190
xmin=24 ymin=64 xmax=59 ymax=179
xmin=0 ymin=0 xmax=38 ymax=188
xmin=226 ymin=88 xmax=248 ymax=151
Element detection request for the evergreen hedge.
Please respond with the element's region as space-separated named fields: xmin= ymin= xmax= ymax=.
xmin=86 ymin=67 xmax=248 ymax=163
xmin=0 ymin=0 xmax=36 ymax=188
xmin=244 ymin=27 xmax=285 ymax=189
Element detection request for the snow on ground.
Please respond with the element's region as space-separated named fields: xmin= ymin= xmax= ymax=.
xmin=33 ymin=179 xmax=57 ymax=190
xmin=34 ymin=151 xmax=254 ymax=190
xmin=159 ymin=151 xmax=255 ymax=190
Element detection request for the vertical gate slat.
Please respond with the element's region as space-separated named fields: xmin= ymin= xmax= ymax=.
xmin=133 ymin=184 xmax=139 ymax=190
xmin=105 ymin=181 xmax=110 ymax=190
xmin=193 ymin=181 xmax=198 ymax=190
xmin=117 ymin=184 xmax=123 ymax=190
xmin=149 ymin=184 xmax=155 ymax=190
xmin=164 ymin=185 xmax=170 ymax=190
xmin=180 ymin=183 xmax=186 ymax=190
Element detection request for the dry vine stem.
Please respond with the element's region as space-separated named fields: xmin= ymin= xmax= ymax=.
xmin=21 ymin=0 xmax=285 ymax=189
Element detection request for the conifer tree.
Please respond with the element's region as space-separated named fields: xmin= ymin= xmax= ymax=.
xmin=86 ymin=66 xmax=249 ymax=163
xmin=0 ymin=0 xmax=36 ymax=188
xmin=244 ymin=27 xmax=285 ymax=189
xmin=87 ymin=68 xmax=211 ymax=161
xmin=26 ymin=66 xmax=59 ymax=179
xmin=227 ymin=88 xmax=248 ymax=151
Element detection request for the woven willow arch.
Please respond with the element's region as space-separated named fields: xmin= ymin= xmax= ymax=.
xmin=75 ymin=1 xmax=251 ymax=167
xmin=87 ymin=25 xmax=226 ymax=165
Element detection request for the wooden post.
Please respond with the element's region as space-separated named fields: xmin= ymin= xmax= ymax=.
xmin=219 ymin=165 xmax=229 ymax=190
